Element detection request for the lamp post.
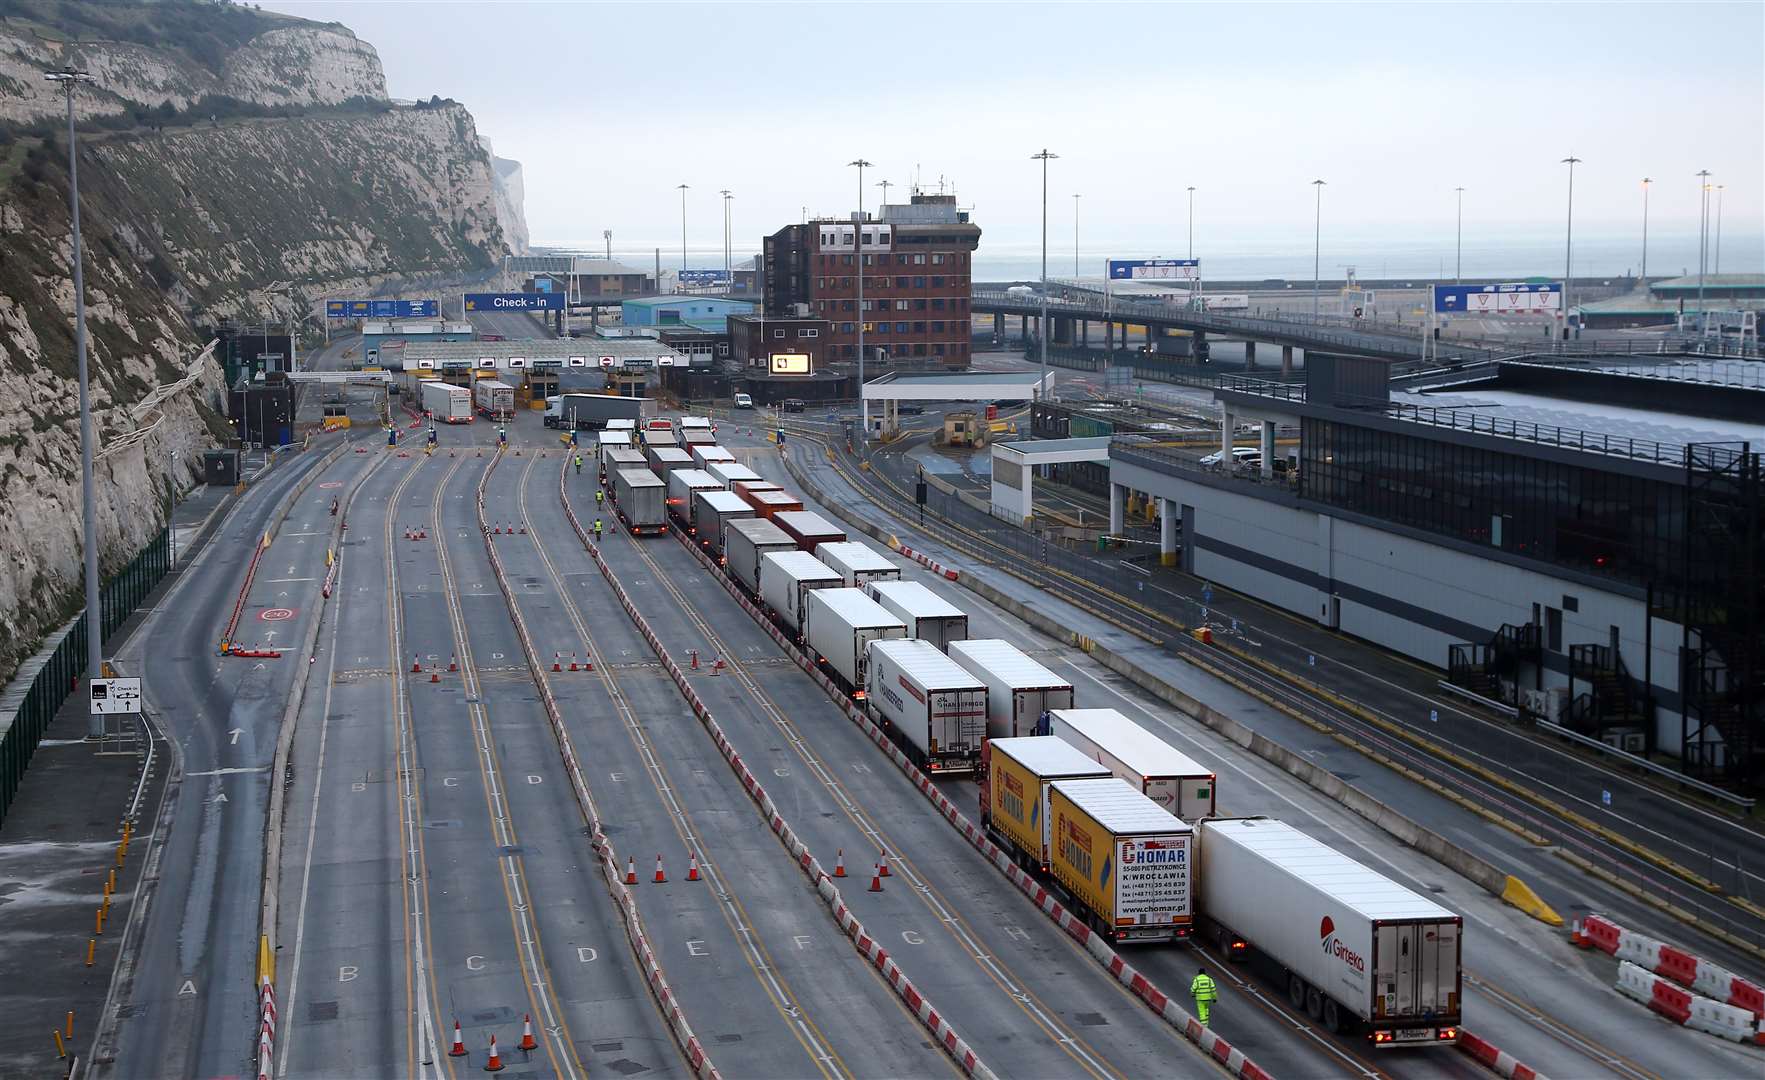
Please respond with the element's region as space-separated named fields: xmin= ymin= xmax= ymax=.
xmin=1561 ymin=156 xmax=1581 ymax=339
xmin=676 ymin=183 xmax=689 ymax=289
xmin=720 ymin=189 xmax=732 ymax=281
xmin=1696 ymin=170 xmax=1711 ymax=334
xmin=1310 ymin=179 xmax=1326 ymax=319
xmin=1072 ymin=193 xmax=1082 ymax=277
xmin=1032 ymin=149 xmax=1058 ymax=398
xmin=848 ymin=158 xmax=873 ymax=432
xmin=1453 ymin=186 xmax=1465 ymax=283
xmin=603 ymin=229 xmax=612 ymax=262
xmin=877 ymin=178 xmax=892 ymax=207
xmin=1640 ymin=178 xmax=1651 ymax=283
xmin=45 ymin=66 xmax=103 ymax=736
xmin=1186 ymin=186 xmax=1196 ymax=260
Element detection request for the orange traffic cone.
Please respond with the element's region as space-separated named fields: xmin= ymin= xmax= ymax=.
xmin=430 ymin=667 xmax=440 ymax=683
xmin=484 ymin=1033 xmax=505 ymax=1072
xmin=552 ymin=654 xmax=562 ymax=672
xmin=518 ymin=1014 xmax=537 ymax=1052
xmin=1569 ymin=918 xmax=1584 ymax=947
xmin=653 ymin=854 xmax=667 ymax=883
xmin=833 ymin=849 xmax=846 ymax=878
xmin=448 ymin=1020 xmax=467 ymax=1057
xmin=568 ymin=653 xmax=578 ymax=672
xmin=449 ymin=655 xmax=459 ymax=672
xmin=869 ymin=865 xmax=884 ymax=892
xmin=411 ymin=655 xmax=422 ymax=673
xmin=687 ymin=852 xmax=700 ymax=882
xmin=878 ymin=854 xmax=891 ymax=878
xmin=624 ymin=856 xmax=637 ymax=886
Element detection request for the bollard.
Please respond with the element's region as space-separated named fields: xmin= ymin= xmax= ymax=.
xmin=65 ymin=1011 xmax=73 ymax=1040
xmin=53 ymin=1030 xmax=65 ymax=1059
xmin=108 ymin=868 xmax=116 ymax=895
xmin=95 ymin=907 xmax=104 ymax=936
xmin=85 ymin=939 xmax=95 ymax=967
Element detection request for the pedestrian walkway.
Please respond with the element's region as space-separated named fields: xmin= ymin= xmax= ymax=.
xmin=0 ymin=479 xmax=232 ymax=1078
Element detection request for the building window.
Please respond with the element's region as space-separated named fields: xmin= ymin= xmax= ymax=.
xmin=863 ymin=322 xmax=874 ymax=333
xmin=932 ymin=276 xmax=945 ymax=288
xmin=718 ymin=344 xmax=730 ymax=355
xmin=914 ymin=299 xmax=928 ymax=311
xmin=798 ymin=329 xmax=818 ymax=338
xmin=913 ymin=277 xmax=925 ymax=288
xmin=773 ymin=329 xmax=785 ymax=338
xmin=913 ymin=254 xmax=926 ymax=265
xmin=913 ymin=321 xmax=926 ymax=333
xmin=840 ymin=322 xmax=854 ymax=333
xmin=895 ymin=300 xmax=909 ymax=311
xmin=841 ymin=277 xmax=851 ymax=288
xmin=914 ymin=343 xmax=927 ymax=356
xmin=933 ymin=321 xmax=946 ymax=332
xmin=932 ymin=254 xmax=945 ymax=265
xmin=895 ymin=321 xmax=908 ymax=333
xmin=896 ymin=254 xmax=908 ymax=266
xmin=844 ymin=255 xmax=854 ymax=267
xmin=875 ymin=322 xmax=888 ymax=333
xmin=932 ymin=298 xmax=946 ymax=310
xmin=842 ymin=300 xmax=854 ymax=312
xmin=934 ymin=343 xmax=947 ymax=356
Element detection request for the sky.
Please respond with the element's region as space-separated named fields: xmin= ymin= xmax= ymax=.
xmin=267 ymin=1 xmax=1763 ymax=279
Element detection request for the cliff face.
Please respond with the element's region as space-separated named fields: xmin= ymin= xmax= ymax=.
xmin=0 ymin=3 xmax=527 ymax=683
xmin=480 ymin=135 xmax=529 ymax=256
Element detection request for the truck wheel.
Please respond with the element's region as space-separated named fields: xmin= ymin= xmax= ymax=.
xmin=1321 ymin=998 xmax=1341 ymax=1033
xmin=1287 ymin=974 xmax=1306 ymax=1010
xmin=1305 ymin=986 xmax=1324 ymax=1021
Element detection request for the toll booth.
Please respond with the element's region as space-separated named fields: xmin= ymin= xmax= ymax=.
xmin=520 ymin=368 xmax=559 ymax=409
xmin=609 ymin=369 xmax=648 ymax=397
xmin=440 ymin=363 xmax=473 ymax=387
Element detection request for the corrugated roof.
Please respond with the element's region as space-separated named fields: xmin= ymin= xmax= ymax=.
xmin=1052 ymin=777 xmax=1189 ymax=835
xmin=988 ymin=736 xmax=1113 ymax=779
xmin=868 ymin=580 xmax=967 ymax=621
xmin=1202 ymin=818 xmax=1454 ymax=919
xmin=817 ymin=541 xmax=897 ymax=575
xmin=949 ymin=639 xmax=1070 ymax=691
xmin=1050 ymin=709 xmax=1213 ymax=778
xmin=806 ymin=587 xmax=904 ymax=630
xmin=762 ymin=549 xmax=844 ymax=583
xmin=869 ymin=638 xmax=986 ymax=690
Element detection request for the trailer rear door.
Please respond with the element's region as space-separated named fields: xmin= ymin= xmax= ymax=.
xmin=1376 ymin=920 xmax=1458 ymax=1020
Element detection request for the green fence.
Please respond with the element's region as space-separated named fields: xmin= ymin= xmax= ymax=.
xmin=0 ymin=528 xmax=170 ymax=829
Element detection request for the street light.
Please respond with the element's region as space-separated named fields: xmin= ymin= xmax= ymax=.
xmin=849 ymin=158 xmax=873 ymax=430
xmin=676 ymin=182 xmax=689 ymax=288
xmin=1696 ymin=169 xmax=1711 ymax=333
xmin=1640 ymin=178 xmax=1651 ymax=283
xmin=1561 ymin=156 xmax=1581 ymax=339
xmin=1073 ymin=193 xmax=1082 ymax=277
xmin=1032 ymin=149 xmax=1058 ymax=398
xmin=45 ymin=66 xmax=103 ymax=737
xmin=720 ymin=189 xmax=732 ymax=280
xmin=603 ymin=228 xmax=612 ymax=263
xmin=1453 ymin=186 xmax=1465 ymax=283
xmin=1310 ymin=179 xmax=1326 ymax=318
xmin=877 ymin=178 xmax=892 ymax=206
xmin=1186 ymin=186 xmax=1196 ymax=260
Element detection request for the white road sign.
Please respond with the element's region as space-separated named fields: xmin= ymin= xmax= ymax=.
xmin=90 ymin=677 xmax=142 ymax=715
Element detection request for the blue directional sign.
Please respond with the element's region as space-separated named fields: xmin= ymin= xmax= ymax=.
xmin=327 ymin=298 xmax=438 ymax=319
xmin=1109 ymin=258 xmax=1199 ymax=281
xmin=1432 ymin=282 xmax=1562 ymax=315
xmin=463 ymin=292 xmax=564 ymax=312
xmin=679 ymin=269 xmax=731 ymax=287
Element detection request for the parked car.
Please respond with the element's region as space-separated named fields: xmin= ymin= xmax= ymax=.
xmin=734 ymin=392 xmax=755 ymax=409
xmin=1199 ymin=447 xmax=1261 ymax=468
xmin=781 ymin=398 xmax=806 ymax=413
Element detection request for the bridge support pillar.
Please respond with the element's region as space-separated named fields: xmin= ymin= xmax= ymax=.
xmin=1110 ymin=482 xmax=1125 ymax=536
xmin=1020 ymin=314 xmax=1029 ymax=342
xmin=1105 ymin=321 xmax=1115 ymax=351
xmin=1281 ymin=344 xmax=1294 ymax=376
xmin=1052 ymin=316 xmax=1073 ymax=346
xmin=993 ymin=312 xmax=1004 ymax=343
xmin=1080 ymin=319 xmax=1088 ymax=346
xmin=1261 ymin=420 xmax=1277 ymax=478
xmin=1221 ymin=408 xmax=1236 ymax=460
xmin=1158 ymin=498 xmax=1178 ymax=567
xmin=1244 ymin=340 xmax=1257 ymax=370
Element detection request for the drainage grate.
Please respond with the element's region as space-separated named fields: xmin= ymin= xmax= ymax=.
xmin=1073 ymin=1012 xmax=1109 ymax=1027
xmin=308 ymin=1000 xmax=339 ymax=1022
xmin=592 ymin=1041 xmax=625 ymax=1053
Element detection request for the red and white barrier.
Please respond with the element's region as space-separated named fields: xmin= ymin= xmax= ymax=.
xmin=479 ymin=454 xmax=721 ymax=1080
xmin=1575 ymin=914 xmax=1764 ymax=1020
xmin=1455 ymin=1031 xmax=1543 ymax=1080
xmin=1617 ymin=961 xmax=1765 ymax=1045
xmin=896 ymin=544 xmax=960 ymax=581
xmin=560 ymin=470 xmax=994 ymax=1080
xmin=256 ymin=975 xmax=276 ymax=1080
xmin=663 ymin=525 xmax=1279 ymax=1080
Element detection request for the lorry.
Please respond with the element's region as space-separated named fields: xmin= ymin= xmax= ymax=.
xmin=1048 ymin=777 xmax=1193 ymax=944
xmin=666 ymin=468 xmax=723 ymax=526
xmin=642 ymin=428 xmax=679 ymax=450
xmin=601 ymin=445 xmax=646 ymax=484
xmin=545 ymin=392 xmax=643 ymax=430
xmin=864 ymin=638 xmax=988 ymax=773
xmin=421 ymin=380 xmax=473 ymax=424
xmin=647 ymin=445 xmax=693 ymax=481
xmin=1196 ymin=817 xmax=1463 ymax=1044
xmin=759 ymin=550 xmax=845 ymax=636
xmin=949 ymin=639 xmax=1074 ymax=740
xmin=802 ymin=587 xmax=906 ymax=696
xmin=611 ymin=468 xmax=667 ymax=536
xmin=816 ymin=541 xmax=900 ymax=587
xmin=723 ymin=517 xmax=798 ymax=593
xmin=773 ymin=510 xmax=846 ymax=553
xmin=691 ymin=444 xmax=737 ymax=471
xmin=679 ymin=416 xmax=717 ymax=445
xmin=732 ymin=478 xmax=783 ymax=501
xmin=473 ymin=379 xmax=515 ymax=420
xmin=707 ymin=461 xmax=762 ymax=488
xmin=980 ymin=736 xmax=1111 ymax=872
xmin=607 ymin=417 xmax=638 ymax=433
xmin=746 ymin=489 xmax=805 ymax=519
xmin=864 ymin=580 xmax=970 ymax=652
xmin=691 ymin=489 xmax=753 ymax=550
xmin=1043 ymin=708 xmax=1217 ymax=821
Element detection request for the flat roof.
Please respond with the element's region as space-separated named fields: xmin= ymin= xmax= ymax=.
xmin=864 ymin=369 xmax=1054 ymax=402
xmin=1407 ymin=388 xmax=1765 ymax=454
xmin=993 ymin=436 xmax=1112 ymax=461
xmin=401 ymin=340 xmax=683 ymax=361
xmin=872 ymin=371 xmax=1049 ymax=388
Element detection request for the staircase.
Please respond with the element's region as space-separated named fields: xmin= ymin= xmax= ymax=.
xmin=1566 ymin=644 xmax=1651 ymax=749
xmin=1447 ymin=622 xmax=1542 ymax=709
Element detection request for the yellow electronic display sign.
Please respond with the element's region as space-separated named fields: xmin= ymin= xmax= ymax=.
xmin=769 ymin=353 xmax=811 ymax=376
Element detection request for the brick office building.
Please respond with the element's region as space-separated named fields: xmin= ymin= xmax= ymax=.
xmin=762 ymin=192 xmax=981 ymax=369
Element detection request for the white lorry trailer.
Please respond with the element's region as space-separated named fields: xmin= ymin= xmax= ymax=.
xmin=610 ymin=468 xmax=667 ymax=536
xmin=802 ymin=587 xmax=905 ymax=696
xmin=864 ymin=638 xmax=988 ymax=774
xmin=473 ymin=378 xmax=514 ymax=420
xmin=421 ymin=380 xmax=473 ymax=423
xmin=723 ymin=518 xmax=797 ymax=594
xmin=691 ymin=444 xmax=736 ymax=470
xmin=816 ymin=541 xmax=901 ymax=587
xmin=647 ymin=445 xmax=693 ymax=481
xmin=601 ymin=445 xmax=646 ymax=483
xmin=948 ymin=638 xmax=1075 ymax=740
xmin=1048 ymin=777 xmax=1194 ymax=944
xmin=864 ymin=580 xmax=969 ymax=652
xmin=707 ymin=461 xmax=763 ymax=488
xmin=1043 ymin=707 xmax=1217 ymax=821
xmin=691 ymin=489 xmax=753 ymax=550
xmin=545 ymin=392 xmax=643 ymax=429
xmin=666 ymin=468 xmax=722 ymax=527
xmin=759 ymin=550 xmax=844 ymax=636
xmin=1196 ymin=817 xmax=1462 ymax=1045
